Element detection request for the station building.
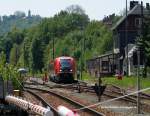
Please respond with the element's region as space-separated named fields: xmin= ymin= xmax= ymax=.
xmin=87 ymin=1 xmax=150 ymax=77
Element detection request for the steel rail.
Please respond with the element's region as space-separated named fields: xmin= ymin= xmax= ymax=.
xmin=25 ymin=80 xmax=150 ymax=103
xmin=24 ymin=86 xmax=105 ymax=116
xmin=110 ymin=84 xmax=150 ymax=98
xmin=24 ymin=89 xmax=58 ymax=116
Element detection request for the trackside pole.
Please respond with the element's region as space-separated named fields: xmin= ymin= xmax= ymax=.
xmin=137 ymin=50 xmax=141 ymax=114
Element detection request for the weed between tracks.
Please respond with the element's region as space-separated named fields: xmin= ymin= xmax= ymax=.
xmin=81 ymin=72 xmax=150 ymax=93
xmin=102 ymin=76 xmax=150 ymax=93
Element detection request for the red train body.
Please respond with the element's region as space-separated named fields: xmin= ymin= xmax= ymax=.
xmin=52 ymin=56 xmax=75 ymax=83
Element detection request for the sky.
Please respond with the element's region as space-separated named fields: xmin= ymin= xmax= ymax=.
xmin=0 ymin=0 xmax=149 ymax=20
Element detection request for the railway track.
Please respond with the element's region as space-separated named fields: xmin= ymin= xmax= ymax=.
xmin=25 ymin=79 xmax=150 ymax=104
xmin=24 ymin=78 xmax=150 ymax=114
xmin=110 ymin=84 xmax=150 ymax=100
xmin=24 ymin=86 xmax=105 ymax=116
xmin=24 ymin=89 xmax=58 ymax=116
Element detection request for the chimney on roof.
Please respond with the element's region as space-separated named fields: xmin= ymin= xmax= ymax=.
xmin=146 ymin=3 xmax=150 ymax=10
xmin=130 ymin=1 xmax=139 ymax=10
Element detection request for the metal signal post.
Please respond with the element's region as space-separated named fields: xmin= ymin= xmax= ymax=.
xmin=53 ymin=38 xmax=55 ymax=60
xmin=137 ymin=1 xmax=144 ymax=114
xmin=125 ymin=0 xmax=129 ymax=76
xmin=137 ymin=50 xmax=141 ymax=114
xmin=80 ymin=38 xmax=83 ymax=80
xmin=23 ymin=43 xmax=25 ymax=68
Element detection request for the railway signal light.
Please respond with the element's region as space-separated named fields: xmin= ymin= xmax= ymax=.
xmin=93 ymin=83 xmax=106 ymax=101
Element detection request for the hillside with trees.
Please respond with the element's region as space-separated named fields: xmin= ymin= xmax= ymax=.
xmin=0 ymin=5 xmax=116 ymax=74
xmin=0 ymin=10 xmax=42 ymax=36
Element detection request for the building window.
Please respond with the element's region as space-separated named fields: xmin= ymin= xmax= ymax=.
xmin=135 ymin=18 xmax=141 ymax=27
xmin=102 ymin=61 xmax=109 ymax=72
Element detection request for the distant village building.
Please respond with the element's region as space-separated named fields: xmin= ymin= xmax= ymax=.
xmin=86 ymin=1 xmax=150 ymax=77
xmin=28 ymin=10 xmax=31 ymax=18
xmin=102 ymin=15 xmax=113 ymax=28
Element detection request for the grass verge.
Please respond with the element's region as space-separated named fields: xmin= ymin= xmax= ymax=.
xmin=82 ymin=72 xmax=150 ymax=93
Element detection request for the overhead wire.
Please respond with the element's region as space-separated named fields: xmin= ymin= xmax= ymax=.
xmin=74 ymin=87 xmax=150 ymax=111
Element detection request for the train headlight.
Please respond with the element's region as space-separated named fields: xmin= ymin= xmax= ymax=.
xmin=70 ymin=69 xmax=72 ymax=72
xmin=60 ymin=70 xmax=62 ymax=72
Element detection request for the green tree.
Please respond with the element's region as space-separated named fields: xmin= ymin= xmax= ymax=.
xmin=85 ymin=21 xmax=113 ymax=57
xmin=66 ymin=5 xmax=85 ymax=15
xmin=14 ymin=11 xmax=26 ymax=17
xmin=7 ymin=27 xmax=24 ymax=45
xmin=0 ymin=52 xmax=20 ymax=89
xmin=9 ymin=44 xmax=20 ymax=66
xmin=31 ymin=37 xmax=44 ymax=72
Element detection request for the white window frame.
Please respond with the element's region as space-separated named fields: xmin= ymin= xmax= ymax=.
xmin=135 ymin=18 xmax=141 ymax=27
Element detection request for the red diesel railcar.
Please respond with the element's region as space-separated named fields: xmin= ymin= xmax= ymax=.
xmin=51 ymin=56 xmax=75 ymax=83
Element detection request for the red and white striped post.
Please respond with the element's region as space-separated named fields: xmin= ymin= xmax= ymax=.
xmin=5 ymin=95 xmax=53 ymax=116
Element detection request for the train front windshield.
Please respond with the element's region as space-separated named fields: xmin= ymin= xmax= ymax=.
xmin=60 ymin=59 xmax=71 ymax=68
